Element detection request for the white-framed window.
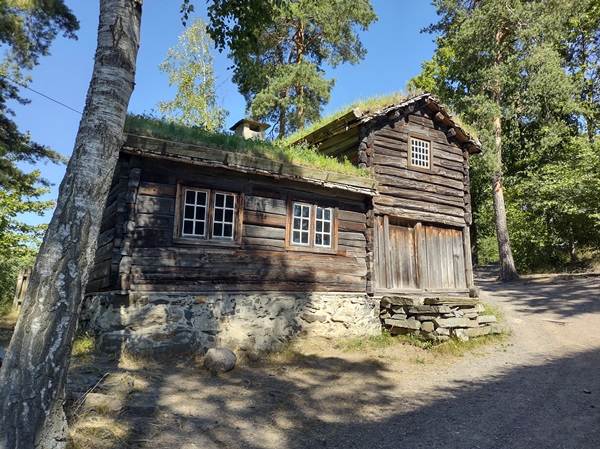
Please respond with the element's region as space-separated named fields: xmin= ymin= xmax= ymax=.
xmin=289 ymin=202 xmax=336 ymax=251
xmin=178 ymin=186 xmax=239 ymax=242
xmin=314 ymin=206 xmax=332 ymax=247
xmin=410 ymin=137 xmax=431 ymax=169
xmin=292 ymin=203 xmax=311 ymax=245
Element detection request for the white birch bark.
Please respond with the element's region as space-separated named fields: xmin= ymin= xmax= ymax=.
xmin=0 ymin=1 xmax=142 ymax=447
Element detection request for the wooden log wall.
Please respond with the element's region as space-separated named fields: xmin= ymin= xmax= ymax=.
xmin=88 ymin=157 xmax=370 ymax=294
xmin=86 ymin=160 xmax=126 ymax=293
xmin=368 ymin=109 xmax=470 ymax=228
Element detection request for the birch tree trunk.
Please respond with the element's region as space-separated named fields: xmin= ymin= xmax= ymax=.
xmin=0 ymin=1 xmax=142 ymax=448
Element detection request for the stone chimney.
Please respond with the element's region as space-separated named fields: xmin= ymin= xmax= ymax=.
xmin=229 ymin=119 xmax=270 ymax=140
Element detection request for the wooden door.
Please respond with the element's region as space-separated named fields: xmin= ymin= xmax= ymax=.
xmin=374 ymin=216 xmax=418 ymax=290
xmin=374 ymin=217 xmax=467 ymax=292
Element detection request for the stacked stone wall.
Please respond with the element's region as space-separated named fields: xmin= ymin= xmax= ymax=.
xmin=80 ymin=292 xmax=381 ymax=355
xmin=380 ymin=295 xmax=504 ymax=341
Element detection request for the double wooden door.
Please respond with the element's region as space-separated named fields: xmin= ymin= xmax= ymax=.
xmin=374 ymin=216 xmax=467 ymax=291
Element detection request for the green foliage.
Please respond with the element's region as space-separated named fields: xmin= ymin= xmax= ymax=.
xmin=334 ymin=330 xmax=397 ymax=352
xmin=207 ymin=0 xmax=377 ymax=138
xmin=157 ymin=17 xmax=227 ymax=132
xmin=0 ymin=185 xmax=51 ymax=311
xmin=0 ymin=1 xmax=77 ymax=309
xmin=412 ymin=0 xmax=600 ymax=272
xmin=124 ymin=114 xmax=370 ymax=178
xmin=71 ymin=332 xmax=96 ymax=358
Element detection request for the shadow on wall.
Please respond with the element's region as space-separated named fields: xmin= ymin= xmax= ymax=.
xmin=68 ymin=345 xmax=600 ymax=448
xmin=83 ymin=241 xmax=378 ymax=356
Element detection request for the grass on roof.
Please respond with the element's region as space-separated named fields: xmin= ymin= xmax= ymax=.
xmin=124 ymin=114 xmax=370 ymax=178
xmin=285 ymin=90 xmax=424 ymax=144
xmin=285 ymin=88 xmax=479 ymax=146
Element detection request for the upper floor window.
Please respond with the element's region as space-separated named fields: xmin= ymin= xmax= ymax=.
xmin=409 ymin=137 xmax=431 ymax=169
xmin=289 ymin=202 xmax=335 ymax=251
xmin=179 ymin=186 xmax=239 ymax=242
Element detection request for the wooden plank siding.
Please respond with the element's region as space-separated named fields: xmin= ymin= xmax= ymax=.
xmin=368 ymin=112 xmax=471 ymax=294
xmin=369 ymin=111 xmax=469 ymax=228
xmin=116 ymin=157 xmax=370 ymax=294
xmin=86 ymin=160 xmax=125 ymax=293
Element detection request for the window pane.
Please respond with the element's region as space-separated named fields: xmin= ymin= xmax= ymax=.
xmin=301 ymin=220 xmax=309 ymax=231
xmin=211 ymin=192 xmax=236 ymax=240
xmin=314 ymin=207 xmax=332 ymax=248
xmin=411 ymin=138 xmax=430 ymax=168
xmin=294 ymin=204 xmax=301 ymax=216
xmin=182 ymin=189 xmax=207 ymax=237
xmin=302 ymin=206 xmax=310 ymax=218
xmin=293 ymin=231 xmax=300 ymax=243
xmin=185 ymin=190 xmax=195 ymax=204
xmin=213 ymin=223 xmax=223 ymax=236
xmin=301 ymin=233 xmax=308 ymax=244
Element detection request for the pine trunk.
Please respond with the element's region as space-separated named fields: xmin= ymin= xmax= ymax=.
xmin=0 ymin=1 xmax=142 ymax=448
xmin=492 ymin=115 xmax=518 ymax=282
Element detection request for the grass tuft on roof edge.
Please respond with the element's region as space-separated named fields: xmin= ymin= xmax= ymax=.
xmin=124 ymin=114 xmax=370 ymax=178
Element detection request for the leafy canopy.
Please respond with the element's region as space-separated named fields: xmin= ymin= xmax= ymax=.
xmin=410 ymin=0 xmax=600 ymax=270
xmin=157 ymin=17 xmax=227 ymax=132
xmin=205 ymin=0 xmax=377 ymax=138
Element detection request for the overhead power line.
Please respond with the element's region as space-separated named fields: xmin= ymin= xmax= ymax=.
xmin=2 ymin=74 xmax=83 ymax=115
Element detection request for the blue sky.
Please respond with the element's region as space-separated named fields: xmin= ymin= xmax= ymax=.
xmin=11 ymin=1 xmax=438 ymax=224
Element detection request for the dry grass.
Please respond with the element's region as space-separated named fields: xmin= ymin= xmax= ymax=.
xmin=68 ymin=415 xmax=130 ymax=449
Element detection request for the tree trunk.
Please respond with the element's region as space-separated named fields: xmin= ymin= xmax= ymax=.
xmin=0 ymin=1 xmax=142 ymax=448
xmin=491 ymin=27 xmax=518 ymax=282
xmin=492 ymin=169 xmax=518 ymax=281
xmin=492 ymin=114 xmax=518 ymax=282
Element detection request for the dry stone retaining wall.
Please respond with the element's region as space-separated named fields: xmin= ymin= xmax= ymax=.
xmin=80 ymin=292 xmax=381 ymax=355
xmin=379 ymin=295 xmax=503 ymax=341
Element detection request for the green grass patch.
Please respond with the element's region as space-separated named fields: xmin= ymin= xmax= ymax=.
xmin=482 ymin=303 xmax=505 ymax=321
xmin=334 ymin=330 xmax=398 ymax=352
xmin=124 ymin=114 xmax=370 ymax=178
xmin=430 ymin=333 xmax=509 ymax=357
xmin=71 ymin=332 xmax=96 ymax=358
xmin=395 ymin=333 xmax=434 ymax=350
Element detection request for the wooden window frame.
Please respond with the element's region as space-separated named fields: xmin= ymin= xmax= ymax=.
xmin=286 ymin=200 xmax=338 ymax=253
xmin=408 ymin=135 xmax=432 ymax=171
xmin=174 ymin=183 xmax=243 ymax=246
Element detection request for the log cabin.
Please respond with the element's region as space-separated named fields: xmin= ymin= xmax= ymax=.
xmin=81 ymin=93 xmax=483 ymax=354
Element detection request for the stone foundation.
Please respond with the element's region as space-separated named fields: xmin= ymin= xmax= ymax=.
xmin=80 ymin=291 xmax=381 ymax=355
xmin=379 ymin=295 xmax=503 ymax=341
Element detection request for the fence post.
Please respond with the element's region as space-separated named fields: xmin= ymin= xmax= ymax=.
xmin=12 ymin=267 xmax=32 ymax=310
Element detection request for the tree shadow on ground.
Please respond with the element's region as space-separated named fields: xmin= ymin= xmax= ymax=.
xmin=67 ymin=343 xmax=600 ymax=449
xmin=476 ymin=265 xmax=600 ymax=319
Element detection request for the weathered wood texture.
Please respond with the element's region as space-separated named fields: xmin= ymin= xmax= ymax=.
xmin=369 ymin=113 xmax=470 ymax=228
xmin=86 ymin=160 xmax=125 ymax=293
xmin=88 ymin=157 xmax=370 ymax=294
xmin=373 ymin=217 xmax=467 ymax=293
